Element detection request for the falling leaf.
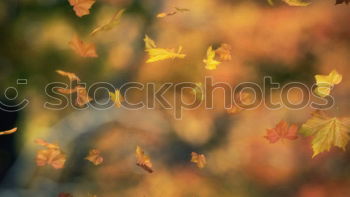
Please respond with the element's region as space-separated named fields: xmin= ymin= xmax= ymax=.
xmin=68 ymin=0 xmax=95 ymax=17
xmin=156 ymin=7 xmax=189 ymax=18
xmin=35 ymin=139 xmax=66 ymax=169
xmin=203 ymin=46 xmax=221 ymax=70
xmin=144 ymin=35 xmax=157 ymax=50
xmin=191 ymin=152 xmax=206 ymax=168
xmin=58 ymin=193 xmax=73 ymax=197
xmin=300 ymin=111 xmax=350 ymax=157
xmin=85 ymin=149 xmax=104 ymax=166
xmin=76 ymin=86 xmax=92 ymax=107
xmin=282 ymin=0 xmax=311 ymax=6
xmin=69 ymin=35 xmax=98 ymax=58
xmin=90 ymin=9 xmax=125 ymax=36
xmin=144 ymin=35 xmax=185 ymax=63
xmin=215 ymin=43 xmax=232 ymax=61
xmin=56 ymin=70 xmax=81 ymax=82
xmin=135 ymin=146 xmax=153 ymax=173
xmin=267 ymin=0 xmax=275 ymax=5
xmin=314 ymin=69 xmax=342 ymax=97
xmin=109 ymin=89 xmax=123 ymax=108
xmin=57 ymin=87 xmax=78 ymax=94
xmin=264 ymin=120 xmax=298 ymax=143
xmin=0 ymin=128 xmax=17 ymax=136
xmin=336 ymin=0 xmax=349 ymax=4
xmin=146 ymin=47 xmax=186 ymax=63
xmin=156 ymin=11 xmax=177 ymax=18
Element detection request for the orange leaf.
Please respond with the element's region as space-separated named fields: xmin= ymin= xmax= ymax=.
xmin=0 ymin=127 xmax=17 ymax=136
xmin=35 ymin=139 xmax=66 ymax=169
xmin=264 ymin=120 xmax=298 ymax=143
xmin=85 ymin=149 xmax=104 ymax=166
xmin=69 ymin=35 xmax=98 ymax=58
xmin=135 ymin=146 xmax=153 ymax=173
xmin=68 ymin=0 xmax=95 ymax=17
xmin=215 ymin=43 xmax=232 ymax=61
xmin=56 ymin=70 xmax=81 ymax=82
xmin=191 ymin=152 xmax=206 ymax=168
xmin=76 ymin=86 xmax=92 ymax=107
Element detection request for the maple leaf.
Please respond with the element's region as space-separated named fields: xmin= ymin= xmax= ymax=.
xmin=35 ymin=139 xmax=66 ymax=169
xmin=69 ymin=35 xmax=98 ymax=58
xmin=56 ymin=70 xmax=81 ymax=82
xmin=135 ymin=146 xmax=153 ymax=173
xmin=90 ymin=9 xmax=125 ymax=36
xmin=68 ymin=0 xmax=95 ymax=17
xmin=144 ymin=35 xmax=157 ymax=50
xmin=336 ymin=0 xmax=350 ymax=4
xmin=264 ymin=120 xmax=298 ymax=143
xmin=283 ymin=0 xmax=311 ymax=6
xmin=109 ymin=89 xmax=124 ymax=108
xmin=203 ymin=46 xmax=221 ymax=70
xmin=314 ymin=69 xmax=342 ymax=97
xmin=191 ymin=152 xmax=206 ymax=168
xmin=0 ymin=128 xmax=17 ymax=136
xmin=85 ymin=149 xmax=104 ymax=166
xmin=215 ymin=43 xmax=232 ymax=61
xmin=299 ymin=111 xmax=350 ymax=157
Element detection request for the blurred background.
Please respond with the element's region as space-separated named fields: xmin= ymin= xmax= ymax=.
xmin=1 ymin=0 xmax=350 ymax=196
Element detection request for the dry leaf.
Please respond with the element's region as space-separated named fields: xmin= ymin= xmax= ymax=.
xmin=35 ymin=139 xmax=66 ymax=169
xmin=314 ymin=69 xmax=342 ymax=97
xmin=264 ymin=120 xmax=298 ymax=143
xmin=191 ymin=152 xmax=206 ymax=168
xmin=215 ymin=43 xmax=232 ymax=61
xmin=69 ymin=35 xmax=98 ymax=58
xmin=109 ymin=89 xmax=123 ymax=108
xmin=203 ymin=46 xmax=221 ymax=70
xmin=135 ymin=146 xmax=153 ymax=173
xmin=227 ymin=92 xmax=254 ymax=114
xmin=90 ymin=9 xmax=125 ymax=36
xmin=68 ymin=0 xmax=95 ymax=17
xmin=56 ymin=70 xmax=81 ymax=82
xmin=299 ymin=111 xmax=350 ymax=157
xmin=0 ymin=128 xmax=17 ymax=136
xmin=85 ymin=149 xmax=103 ymax=166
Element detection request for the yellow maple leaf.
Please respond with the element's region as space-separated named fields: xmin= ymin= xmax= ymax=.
xmin=90 ymin=9 xmax=125 ymax=36
xmin=283 ymin=0 xmax=311 ymax=6
xmin=109 ymin=89 xmax=123 ymax=108
xmin=314 ymin=69 xmax=342 ymax=97
xmin=203 ymin=46 xmax=221 ymax=70
xmin=135 ymin=145 xmax=153 ymax=173
xmin=144 ymin=35 xmax=186 ymax=63
xmin=299 ymin=111 xmax=350 ymax=158
xmin=191 ymin=152 xmax=207 ymax=168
